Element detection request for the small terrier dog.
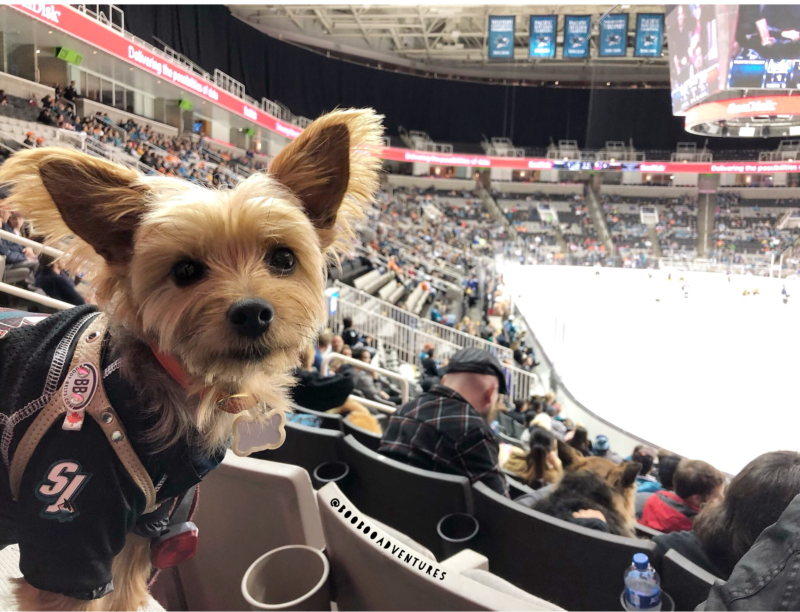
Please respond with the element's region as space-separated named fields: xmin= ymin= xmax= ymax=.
xmin=0 ymin=109 xmax=383 ymax=610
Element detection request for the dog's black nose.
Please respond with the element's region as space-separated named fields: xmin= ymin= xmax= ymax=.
xmin=227 ymin=298 xmax=274 ymax=338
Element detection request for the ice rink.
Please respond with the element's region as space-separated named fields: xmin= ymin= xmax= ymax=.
xmin=502 ymin=263 xmax=800 ymax=475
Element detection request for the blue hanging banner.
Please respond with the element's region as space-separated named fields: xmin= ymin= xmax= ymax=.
xmin=488 ymin=16 xmax=515 ymax=60
xmin=563 ymin=16 xmax=591 ymax=58
xmin=599 ymin=13 xmax=628 ymax=57
xmin=634 ymin=13 xmax=664 ymax=57
xmin=529 ymin=15 xmax=557 ymax=59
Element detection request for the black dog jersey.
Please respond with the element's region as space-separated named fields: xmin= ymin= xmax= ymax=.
xmin=0 ymin=306 xmax=224 ymax=600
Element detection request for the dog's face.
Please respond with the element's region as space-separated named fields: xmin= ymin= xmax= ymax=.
xmin=0 ymin=109 xmax=383 ymax=423
xmin=129 ymin=178 xmax=328 ymax=382
xmin=557 ymin=440 xmax=641 ymax=520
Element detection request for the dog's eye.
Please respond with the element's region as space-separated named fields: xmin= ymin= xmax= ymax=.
xmin=171 ymin=259 xmax=206 ymax=286
xmin=267 ymin=248 xmax=296 ymax=275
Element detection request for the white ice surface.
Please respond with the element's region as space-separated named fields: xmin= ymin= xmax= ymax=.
xmin=503 ymin=264 xmax=800 ymax=475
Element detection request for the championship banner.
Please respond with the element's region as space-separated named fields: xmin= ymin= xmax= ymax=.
xmin=599 ymin=14 xmax=628 ymax=57
xmin=529 ymin=16 xmax=557 ymax=59
xmin=488 ymin=16 xmax=515 ymax=60
xmin=564 ymin=16 xmax=591 ymax=58
xmin=635 ymin=13 xmax=664 ymax=57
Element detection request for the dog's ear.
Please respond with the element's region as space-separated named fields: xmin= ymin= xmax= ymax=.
xmin=557 ymin=439 xmax=582 ymax=469
xmin=0 ymin=148 xmax=150 ymax=267
xmin=269 ymin=108 xmax=383 ymax=252
xmin=618 ymin=461 xmax=642 ymax=490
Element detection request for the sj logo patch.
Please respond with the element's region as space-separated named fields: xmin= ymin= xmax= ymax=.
xmin=35 ymin=461 xmax=91 ymax=522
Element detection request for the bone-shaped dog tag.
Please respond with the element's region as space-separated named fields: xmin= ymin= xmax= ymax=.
xmin=231 ymin=409 xmax=286 ymax=457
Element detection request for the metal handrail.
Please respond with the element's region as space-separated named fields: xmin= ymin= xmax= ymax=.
xmin=0 ymin=281 xmax=72 ymax=310
xmin=335 ymin=281 xmax=512 ymax=361
xmin=0 ymin=229 xmax=64 ymax=258
xmin=320 ymin=353 xmax=409 ymax=403
xmin=345 ymin=395 xmax=397 ymax=415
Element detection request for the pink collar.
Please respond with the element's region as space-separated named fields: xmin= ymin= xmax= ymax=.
xmin=150 ymin=344 xmax=193 ymax=390
xmin=149 ymin=344 xmax=248 ymax=414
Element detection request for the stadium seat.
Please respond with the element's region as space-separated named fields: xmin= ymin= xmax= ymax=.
xmin=295 ymin=405 xmax=344 ymax=431
xmin=660 ymin=549 xmax=718 ymax=612
xmin=512 ymin=420 xmax=526 ymax=439
xmin=506 ymin=477 xmax=539 ymax=500
xmin=178 ymin=452 xmax=325 ymax=611
xmin=341 ymin=417 xmax=383 ymax=451
xmin=634 ymin=522 xmax=664 ymax=539
xmin=498 ymin=411 xmax=515 ymax=434
xmin=252 ymin=420 xmax=343 ymax=478
xmin=317 ymin=482 xmax=563 ymax=611
xmin=337 ymin=434 xmax=473 ymax=559
xmin=470 ymin=482 xmax=655 ymax=611
xmin=498 ymin=432 xmax=526 ymax=449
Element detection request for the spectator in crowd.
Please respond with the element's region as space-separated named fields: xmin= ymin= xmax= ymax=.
xmin=420 ymin=346 xmax=442 ymax=392
xmin=36 ymin=108 xmax=53 ymax=126
xmin=546 ymin=405 xmax=567 ymax=439
xmin=341 ymin=316 xmax=360 ymax=347
xmin=566 ymin=425 xmax=592 ymax=457
xmin=700 ymin=492 xmax=800 ymax=610
xmin=23 ymin=131 xmax=35 ymax=147
xmin=504 ymin=425 xmax=562 ymax=489
xmin=636 ymin=452 xmax=683 ymax=517
xmin=592 ymin=435 xmax=622 ymax=463
xmin=0 ymin=211 xmax=38 ymax=286
xmin=656 ymin=453 xmax=682 ymax=491
xmin=0 ymin=90 xmax=7 ymax=106
xmin=653 ymin=450 xmax=800 ymax=579
xmin=34 ymin=253 xmax=85 ymax=306
xmin=314 ymin=331 xmax=332 ymax=371
xmin=640 ymin=459 xmax=725 ymax=533
xmin=290 ymin=345 xmax=354 ymax=412
xmin=379 ymin=347 xmax=510 ymax=496
xmin=350 ymin=348 xmax=396 ymax=405
xmin=63 ymin=80 xmax=77 ymax=102
xmin=330 ymin=334 xmax=345 ymax=354
xmin=632 ymin=446 xmax=663 ymax=493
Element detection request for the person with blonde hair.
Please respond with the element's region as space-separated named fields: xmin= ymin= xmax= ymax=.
xmin=504 ymin=426 xmax=562 ymax=489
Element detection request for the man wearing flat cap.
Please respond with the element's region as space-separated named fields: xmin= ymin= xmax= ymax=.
xmin=379 ymin=347 xmax=509 ymax=496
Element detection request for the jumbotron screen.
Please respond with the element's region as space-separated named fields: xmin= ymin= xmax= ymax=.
xmin=728 ymin=6 xmax=800 ymax=89
xmin=668 ymin=5 xmax=800 ymax=115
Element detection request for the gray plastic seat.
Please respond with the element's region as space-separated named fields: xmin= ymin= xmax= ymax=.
xmin=341 ymin=417 xmax=382 ymax=452
xmin=660 ymin=549 xmax=718 ymax=612
xmin=471 ymin=482 xmax=655 ymax=611
xmin=337 ymin=435 xmax=473 ymax=559
xmin=253 ymin=420 xmax=343 ymax=477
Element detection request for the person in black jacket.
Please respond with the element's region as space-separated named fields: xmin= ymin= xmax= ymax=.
xmin=35 ymin=253 xmax=85 ymax=306
xmin=290 ymin=345 xmax=354 ymax=411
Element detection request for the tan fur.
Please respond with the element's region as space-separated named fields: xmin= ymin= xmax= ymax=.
xmin=557 ymin=441 xmax=640 ymax=535
xmin=345 ymin=410 xmax=383 ymax=435
xmin=0 ymin=108 xmax=384 ymax=610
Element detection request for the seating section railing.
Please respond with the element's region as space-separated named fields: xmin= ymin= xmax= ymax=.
xmin=336 ymin=282 xmax=512 ymax=362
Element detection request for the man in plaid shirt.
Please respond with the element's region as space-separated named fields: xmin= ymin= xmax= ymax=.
xmin=379 ymin=348 xmax=510 ymax=497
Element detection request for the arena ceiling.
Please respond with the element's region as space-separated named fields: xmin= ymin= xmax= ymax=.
xmin=228 ymin=4 xmax=670 ymax=86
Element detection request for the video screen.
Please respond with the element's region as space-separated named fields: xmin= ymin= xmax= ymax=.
xmin=729 ymin=6 xmax=800 ymax=89
xmin=667 ymin=5 xmax=721 ymax=114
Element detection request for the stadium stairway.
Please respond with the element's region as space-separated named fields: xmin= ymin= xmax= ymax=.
xmin=697 ymin=192 xmax=716 ymax=259
xmin=552 ymin=225 xmax=571 ymax=264
xmin=585 ymin=188 xmax=615 ymax=255
xmin=647 ymin=225 xmax=663 ymax=259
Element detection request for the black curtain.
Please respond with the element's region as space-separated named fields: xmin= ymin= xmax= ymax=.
xmin=119 ymin=5 xmax=758 ymax=152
